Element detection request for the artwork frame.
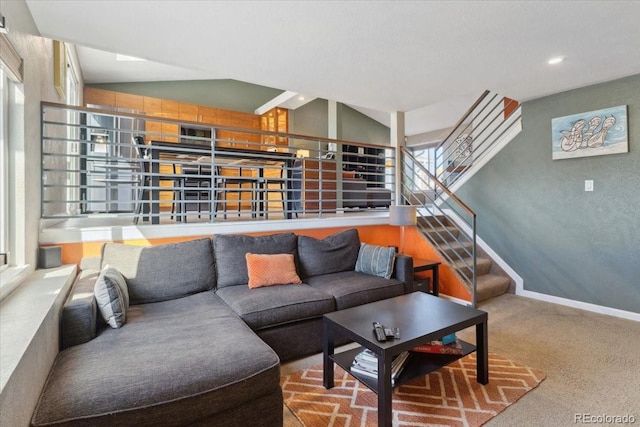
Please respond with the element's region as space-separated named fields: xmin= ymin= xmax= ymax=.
xmin=53 ymin=40 xmax=66 ymax=100
xmin=552 ymin=105 xmax=628 ymax=160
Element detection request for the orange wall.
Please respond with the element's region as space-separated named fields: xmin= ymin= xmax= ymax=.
xmin=42 ymin=225 xmax=470 ymax=301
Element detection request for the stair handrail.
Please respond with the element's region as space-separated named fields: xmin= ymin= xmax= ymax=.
xmin=400 ymin=147 xmax=478 ymax=306
xmin=434 ymin=91 xmax=520 ymax=189
xmin=435 ymin=90 xmax=490 ymax=151
xmin=400 ymin=148 xmax=476 ymax=220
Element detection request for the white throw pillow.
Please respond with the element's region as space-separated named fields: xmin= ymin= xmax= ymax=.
xmin=94 ymin=264 xmax=130 ymax=328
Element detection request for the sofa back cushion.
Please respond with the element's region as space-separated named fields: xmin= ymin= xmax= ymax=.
xmin=214 ymin=233 xmax=298 ymax=288
xmin=297 ymin=229 xmax=360 ymax=278
xmin=101 ymin=238 xmax=215 ymax=304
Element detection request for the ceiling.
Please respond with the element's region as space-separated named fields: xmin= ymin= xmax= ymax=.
xmin=25 ymin=1 xmax=640 ymax=137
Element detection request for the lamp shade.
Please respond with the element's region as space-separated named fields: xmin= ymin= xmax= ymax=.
xmin=389 ymin=205 xmax=417 ymax=226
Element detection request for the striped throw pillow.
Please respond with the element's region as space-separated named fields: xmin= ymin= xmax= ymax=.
xmin=355 ymin=243 xmax=396 ymax=279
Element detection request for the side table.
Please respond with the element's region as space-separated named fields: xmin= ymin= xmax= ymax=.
xmin=413 ymin=258 xmax=440 ymax=296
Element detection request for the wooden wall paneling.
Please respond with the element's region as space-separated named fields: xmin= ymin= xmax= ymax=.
xmin=158 ymin=164 xmax=176 ymax=209
xmin=160 ymin=99 xmax=180 ymax=142
xmin=198 ymin=106 xmax=219 ymax=125
xmin=230 ymin=114 xmax=254 ymax=148
xmin=143 ymin=96 xmax=164 ymax=142
xmin=217 ymin=109 xmax=234 ymax=147
xmin=303 ymin=159 xmax=336 ymax=212
xmin=84 ymin=87 xmax=116 ymax=107
xmin=115 ymin=92 xmax=144 ymax=112
xmin=179 ymin=102 xmax=198 ymax=123
xmin=262 ymin=164 xmax=284 ymax=212
xmin=143 ymin=96 xmax=162 ymax=114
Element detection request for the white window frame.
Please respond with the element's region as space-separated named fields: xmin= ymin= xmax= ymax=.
xmin=0 ymin=67 xmax=9 ymax=272
xmin=410 ymin=146 xmax=438 ymax=191
xmin=65 ymin=45 xmax=81 ymax=215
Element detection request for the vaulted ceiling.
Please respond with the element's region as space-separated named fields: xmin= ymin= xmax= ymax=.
xmin=25 ymin=1 xmax=640 ymax=136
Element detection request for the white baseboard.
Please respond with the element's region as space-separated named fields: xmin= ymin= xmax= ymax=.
xmin=438 ymin=212 xmax=640 ymax=322
xmin=516 ymin=288 xmax=640 ymax=322
xmin=439 ymin=293 xmax=472 ymax=306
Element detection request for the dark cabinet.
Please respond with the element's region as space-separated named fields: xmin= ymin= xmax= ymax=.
xmin=342 ymin=145 xmax=385 ymax=187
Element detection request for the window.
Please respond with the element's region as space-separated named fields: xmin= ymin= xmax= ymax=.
xmin=0 ymin=36 xmax=26 ymax=300
xmin=411 ymin=146 xmax=438 ymax=191
xmin=0 ymin=67 xmax=8 ymax=271
xmin=64 ymin=46 xmax=81 ymax=215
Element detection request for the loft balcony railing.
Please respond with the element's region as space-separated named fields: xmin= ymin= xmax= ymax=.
xmin=41 ymin=102 xmax=396 ymax=225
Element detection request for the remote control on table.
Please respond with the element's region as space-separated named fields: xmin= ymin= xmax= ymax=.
xmin=373 ymin=322 xmax=386 ymax=342
xmin=384 ymin=327 xmax=396 ymax=339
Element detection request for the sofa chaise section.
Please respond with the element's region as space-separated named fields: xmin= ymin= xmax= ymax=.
xmin=32 ymin=238 xmax=282 ymax=427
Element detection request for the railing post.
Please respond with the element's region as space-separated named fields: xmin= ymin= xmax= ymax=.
xmin=390 ymin=111 xmax=405 ymax=204
xmin=472 ymin=214 xmax=477 ymax=308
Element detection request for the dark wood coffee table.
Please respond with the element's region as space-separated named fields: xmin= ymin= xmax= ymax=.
xmin=323 ymin=292 xmax=488 ymax=427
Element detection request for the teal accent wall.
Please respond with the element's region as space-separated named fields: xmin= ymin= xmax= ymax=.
xmin=338 ymin=104 xmax=390 ymax=145
xmin=290 ymin=98 xmax=329 ymax=139
xmin=289 ymin=99 xmax=390 ymax=151
xmin=88 ymin=79 xmax=282 ymax=113
xmin=457 ymin=74 xmax=640 ymax=314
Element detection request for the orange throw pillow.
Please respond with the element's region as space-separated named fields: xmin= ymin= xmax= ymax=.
xmin=245 ymin=253 xmax=302 ymax=289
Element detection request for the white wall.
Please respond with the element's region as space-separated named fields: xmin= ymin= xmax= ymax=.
xmin=2 ymin=0 xmax=65 ymax=268
xmin=0 ymin=1 xmax=82 ymax=425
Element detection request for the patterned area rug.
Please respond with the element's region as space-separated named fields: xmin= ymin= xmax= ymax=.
xmin=282 ymin=353 xmax=545 ymax=427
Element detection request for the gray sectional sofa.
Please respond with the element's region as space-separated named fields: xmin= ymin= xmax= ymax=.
xmin=31 ymin=229 xmax=413 ymax=427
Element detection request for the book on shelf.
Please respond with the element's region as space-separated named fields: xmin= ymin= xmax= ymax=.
xmin=350 ymin=350 xmax=410 ymax=385
xmin=441 ymin=332 xmax=457 ymax=345
xmin=354 ymin=348 xmax=378 ymax=365
xmin=411 ymin=340 xmax=464 ymax=355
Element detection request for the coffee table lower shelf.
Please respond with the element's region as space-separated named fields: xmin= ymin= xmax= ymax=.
xmin=330 ymin=340 xmax=476 ymax=392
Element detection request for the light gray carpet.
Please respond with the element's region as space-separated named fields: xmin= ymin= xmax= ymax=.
xmin=281 ymin=293 xmax=640 ymax=426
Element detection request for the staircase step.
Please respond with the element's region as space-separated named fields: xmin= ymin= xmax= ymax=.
xmin=439 ymin=240 xmax=474 ymax=259
xmin=475 ymin=274 xmax=511 ymax=303
xmin=418 ymin=215 xmax=451 ymax=227
xmin=452 ymin=257 xmax=492 ymax=276
xmin=420 ymin=225 xmax=460 ymax=244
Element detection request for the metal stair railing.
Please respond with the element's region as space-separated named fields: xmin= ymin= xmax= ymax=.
xmin=400 ymin=147 xmax=478 ymax=307
xmin=435 ymin=90 xmax=520 ymax=189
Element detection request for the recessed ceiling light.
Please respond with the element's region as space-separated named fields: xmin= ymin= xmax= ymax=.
xmin=547 ymin=56 xmax=565 ymax=65
xmin=298 ymin=96 xmax=305 ymax=101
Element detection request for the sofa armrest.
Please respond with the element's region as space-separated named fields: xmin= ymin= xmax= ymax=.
xmin=61 ymin=270 xmax=100 ymax=350
xmin=393 ymin=254 xmax=413 ymax=293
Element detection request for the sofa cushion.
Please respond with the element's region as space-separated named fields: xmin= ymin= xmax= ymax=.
xmin=94 ymin=265 xmax=130 ymax=328
xmin=297 ymin=229 xmax=360 ymax=278
xmin=101 ymin=238 xmax=215 ymax=305
xmin=246 ymin=253 xmax=302 ymax=289
xmin=32 ymin=292 xmax=281 ymax=427
xmin=355 ymin=243 xmax=396 ymax=279
xmin=214 ymin=233 xmax=297 ymax=288
xmin=216 ymin=284 xmax=335 ymax=330
xmin=305 ymin=270 xmax=405 ymax=310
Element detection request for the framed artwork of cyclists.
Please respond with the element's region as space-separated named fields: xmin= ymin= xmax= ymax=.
xmin=551 ymin=105 xmax=628 ymax=160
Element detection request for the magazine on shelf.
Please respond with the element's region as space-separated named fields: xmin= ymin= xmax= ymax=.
xmin=354 ymin=349 xmax=378 ymax=365
xmin=350 ymin=350 xmax=411 ymax=385
xmin=411 ymin=340 xmax=464 ymax=355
